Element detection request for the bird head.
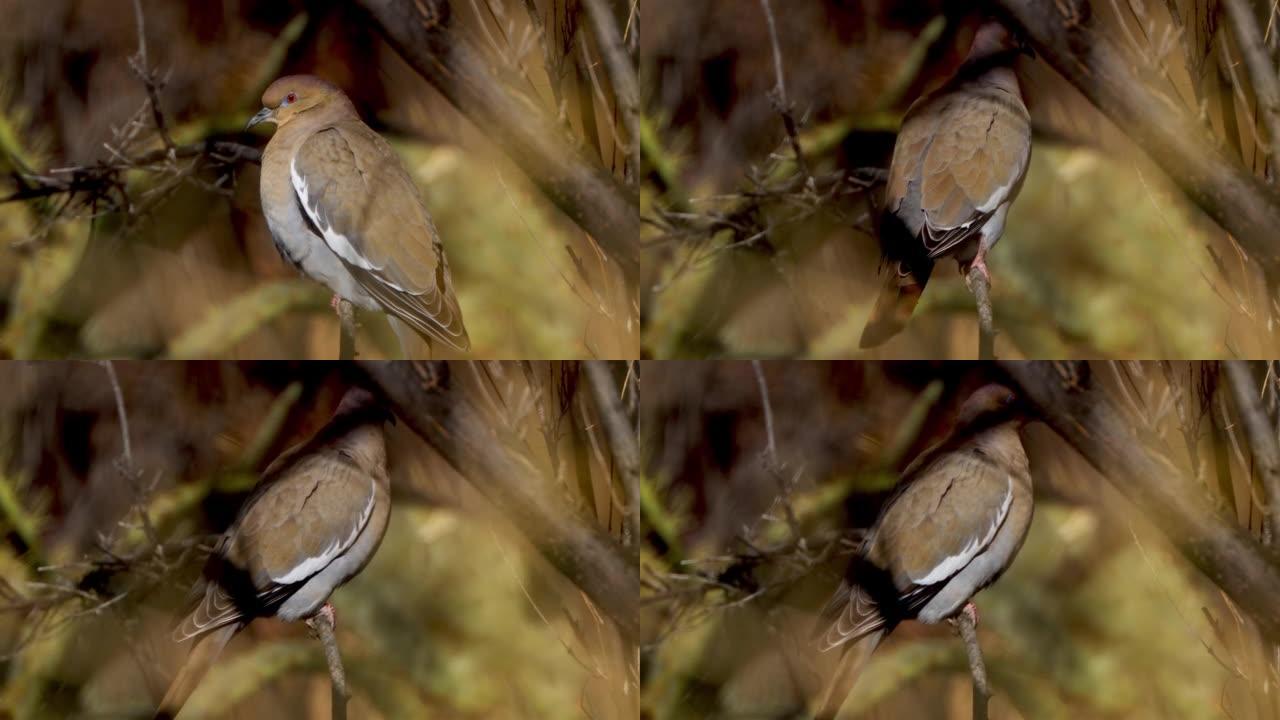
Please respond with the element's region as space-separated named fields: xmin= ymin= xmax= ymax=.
xmin=954 ymin=383 xmax=1028 ymax=430
xmin=967 ymin=20 xmax=1035 ymax=61
xmin=333 ymin=387 xmax=397 ymax=426
xmin=246 ymin=75 xmax=354 ymax=131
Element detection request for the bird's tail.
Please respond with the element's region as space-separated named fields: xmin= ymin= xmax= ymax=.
xmin=154 ymin=624 xmax=239 ymax=720
xmin=388 ymin=316 xmax=433 ymax=359
xmin=812 ymin=629 xmax=885 ymax=720
xmin=858 ymin=261 xmax=933 ymax=348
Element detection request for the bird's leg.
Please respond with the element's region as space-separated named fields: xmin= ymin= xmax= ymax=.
xmin=947 ymin=601 xmax=981 ymax=630
xmin=330 ymin=294 xmax=342 ymax=313
xmin=306 ymin=601 xmax=338 ymax=636
xmin=963 ymin=252 xmax=991 ymax=291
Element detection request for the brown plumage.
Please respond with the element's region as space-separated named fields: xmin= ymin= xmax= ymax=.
xmin=860 ymin=22 xmax=1033 ymax=348
xmin=812 ymin=384 xmax=1034 ymax=718
xmin=154 ymin=389 xmax=394 ymax=719
xmin=248 ymin=75 xmax=469 ymax=354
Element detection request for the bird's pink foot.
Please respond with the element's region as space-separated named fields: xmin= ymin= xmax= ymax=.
xmin=963 ymin=601 xmax=979 ymax=627
xmin=964 ymin=254 xmax=991 ymax=290
xmin=307 ymin=601 xmax=338 ymax=636
xmin=330 ymin=294 xmax=342 ymax=312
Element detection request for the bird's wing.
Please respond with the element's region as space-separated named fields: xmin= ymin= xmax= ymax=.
xmin=868 ymin=447 xmax=1015 ymax=592
xmin=174 ymin=451 xmax=378 ymax=641
xmin=291 ymin=122 xmax=469 ymax=350
xmin=888 ymin=84 xmax=1030 ymax=259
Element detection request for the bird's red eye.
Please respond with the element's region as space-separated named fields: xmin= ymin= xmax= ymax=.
xmin=285 ymin=92 xmax=297 ymax=105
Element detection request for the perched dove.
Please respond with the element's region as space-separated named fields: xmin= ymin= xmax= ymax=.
xmin=155 ymin=388 xmax=394 ymax=719
xmin=860 ymin=22 xmax=1033 ymax=348
xmin=812 ymin=384 xmax=1033 ymax=718
xmin=247 ymin=75 xmax=469 ymax=354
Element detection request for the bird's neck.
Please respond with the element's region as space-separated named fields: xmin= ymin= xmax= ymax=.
xmin=334 ymin=423 xmax=388 ymax=475
xmin=969 ymin=422 xmax=1029 ymax=478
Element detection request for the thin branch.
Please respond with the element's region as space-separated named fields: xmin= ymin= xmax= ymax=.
xmin=1223 ymin=0 xmax=1280 ymax=176
xmin=307 ymin=608 xmax=348 ymax=720
xmin=337 ymin=299 xmax=357 ymax=360
xmin=967 ymin=266 xmax=996 ymax=359
xmin=1224 ymin=361 xmax=1280 ymax=541
xmin=100 ymin=361 xmax=133 ymax=467
xmin=752 ymin=360 xmax=778 ymax=462
xmin=757 ymin=0 xmax=808 ymax=178
xmin=129 ymin=0 xmax=175 ymax=153
xmin=953 ymin=607 xmax=991 ymax=720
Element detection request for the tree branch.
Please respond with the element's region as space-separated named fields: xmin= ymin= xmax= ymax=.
xmin=967 ymin=266 xmax=996 ymax=359
xmin=355 ymin=0 xmax=638 ymax=287
xmin=358 ymin=361 xmax=638 ymax=643
xmin=999 ymin=361 xmax=1280 ymax=641
xmin=337 ymin=299 xmax=357 ymax=360
xmin=993 ymin=0 xmax=1280 ymax=279
xmin=1223 ymin=361 xmax=1280 ymax=541
xmin=307 ymin=608 xmax=348 ymax=720
xmin=953 ymin=607 xmax=990 ymax=720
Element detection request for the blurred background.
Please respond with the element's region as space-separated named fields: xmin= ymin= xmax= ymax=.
xmin=640 ymin=0 xmax=1273 ymax=358
xmin=641 ymin=361 xmax=1278 ymax=719
xmin=0 ymin=360 xmax=635 ymax=719
xmin=0 ymin=0 xmax=636 ymax=359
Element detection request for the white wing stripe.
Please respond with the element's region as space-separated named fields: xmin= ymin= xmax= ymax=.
xmin=912 ymin=474 xmax=1013 ymax=586
xmin=290 ymin=157 xmax=410 ymax=293
xmin=272 ymin=478 xmax=377 ymax=584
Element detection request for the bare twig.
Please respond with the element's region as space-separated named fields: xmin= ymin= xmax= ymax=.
xmin=757 ymin=0 xmax=808 ymax=178
xmin=752 ymin=360 xmax=778 ymax=463
xmin=129 ymin=0 xmax=175 ymax=153
xmin=100 ymin=361 xmax=133 ymax=467
xmin=1222 ymin=0 xmax=1280 ymax=175
xmin=307 ymin=608 xmax=348 ymax=720
xmin=337 ymin=299 xmax=357 ymax=360
xmin=967 ymin=265 xmax=996 ymax=359
xmin=1224 ymin=361 xmax=1280 ymax=541
xmin=953 ymin=607 xmax=991 ymax=720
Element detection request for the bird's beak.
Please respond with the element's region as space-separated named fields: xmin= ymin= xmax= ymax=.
xmin=246 ymin=106 xmax=275 ymax=130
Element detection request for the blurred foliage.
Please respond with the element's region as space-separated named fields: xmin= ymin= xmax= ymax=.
xmin=0 ymin=0 xmax=635 ymax=359
xmin=0 ymin=360 xmax=635 ymax=719
xmin=640 ymin=361 xmax=1276 ymax=719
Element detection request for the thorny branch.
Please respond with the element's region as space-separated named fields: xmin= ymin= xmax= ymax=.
xmin=757 ymin=0 xmax=808 ymax=179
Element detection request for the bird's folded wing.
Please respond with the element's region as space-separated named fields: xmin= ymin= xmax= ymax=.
xmin=869 ymin=450 xmax=1014 ymax=590
xmin=889 ymin=87 xmax=1030 ymax=257
xmin=291 ymin=123 xmax=469 ymax=350
xmin=174 ymin=452 xmax=377 ymax=640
